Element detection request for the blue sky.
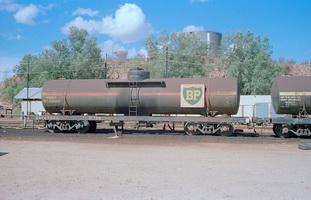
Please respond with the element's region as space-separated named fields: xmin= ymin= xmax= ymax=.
xmin=0 ymin=0 xmax=310 ymax=80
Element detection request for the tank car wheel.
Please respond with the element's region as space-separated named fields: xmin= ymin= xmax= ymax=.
xmin=47 ymin=120 xmax=59 ymax=133
xmin=273 ymin=124 xmax=292 ymax=138
xmin=89 ymin=121 xmax=97 ymax=133
xmin=218 ymin=123 xmax=234 ymax=137
xmin=184 ymin=122 xmax=201 ymax=135
xmin=76 ymin=120 xmax=90 ymax=133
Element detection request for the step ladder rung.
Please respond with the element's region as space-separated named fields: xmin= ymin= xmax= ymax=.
xmin=129 ymin=82 xmax=139 ymax=116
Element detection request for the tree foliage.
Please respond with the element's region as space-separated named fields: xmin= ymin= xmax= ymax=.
xmin=136 ymin=30 xmax=208 ymax=78
xmin=219 ymin=30 xmax=283 ymax=95
xmin=1 ymin=26 xmax=103 ymax=104
xmin=1 ymin=77 xmax=23 ymax=107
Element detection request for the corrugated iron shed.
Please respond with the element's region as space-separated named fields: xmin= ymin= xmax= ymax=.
xmin=15 ymin=88 xmax=42 ymax=99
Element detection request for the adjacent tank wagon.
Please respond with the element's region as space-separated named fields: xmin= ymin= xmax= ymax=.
xmin=271 ymin=76 xmax=311 ymax=115
xmin=268 ymin=76 xmax=311 ymax=137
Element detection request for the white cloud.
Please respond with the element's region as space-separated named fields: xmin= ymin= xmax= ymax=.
xmin=73 ymin=8 xmax=99 ymax=17
xmin=8 ymin=34 xmax=22 ymax=40
xmin=127 ymin=48 xmax=137 ymax=58
xmin=13 ymin=4 xmax=39 ymax=25
xmin=99 ymin=40 xmax=126 ymax=55
xmin=0 ymin=0 xmax=21 ymax=12
xmin=128 ymin=47 xmax=148 ymax=58
xmin=62 ymin=17 xmax=99 ymax=33
xmin=62 ymin=3 xmax=152 ymax=43
xmin=182 ymin=25 xmax=205 ymax=32
xmin=40 ymin=4 xmax=55 ymax=10
xmin=1 ymin=1 xmax=53 ymax=25
xmin=99 ymin=40 xmax=148 ymax=58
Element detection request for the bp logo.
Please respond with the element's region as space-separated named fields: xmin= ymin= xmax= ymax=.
xmin=180 ymin=84 xmax=205 ymax=108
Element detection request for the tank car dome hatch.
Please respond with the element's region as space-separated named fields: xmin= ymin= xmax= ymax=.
xmin=128 ymin=69 xmax=150 ymax=81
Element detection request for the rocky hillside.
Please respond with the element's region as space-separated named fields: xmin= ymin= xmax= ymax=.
xmin=106 ymin=59 xmax=311 ymax=78
xmin=282 ymin=63 xmax=311 ymax=76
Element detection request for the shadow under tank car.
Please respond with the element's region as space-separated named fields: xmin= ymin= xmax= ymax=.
xmin=40 ymin=69 xmax=242 ymax=135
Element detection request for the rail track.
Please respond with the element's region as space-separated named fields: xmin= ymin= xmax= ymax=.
xmin=0 ymin=124 xmax=306 ymax=146
xmin=1 ymin=117 xmax=310 ymax=146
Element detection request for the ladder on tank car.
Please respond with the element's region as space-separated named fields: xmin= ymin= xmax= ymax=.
xmin=129 ymin=82 xmax=139 ymax=116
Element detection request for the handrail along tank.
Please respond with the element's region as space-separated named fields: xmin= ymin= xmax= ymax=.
xmin=271 ymin=76 xmax=311 ymax=115
xmin=42 ymin=70 xmax=240 ymax=116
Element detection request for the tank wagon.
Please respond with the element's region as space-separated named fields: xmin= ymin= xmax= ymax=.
xmin=34 ymin=69 xmax=248 ymax=135
xmin=255 ymin=76 xmax=311 ymax=137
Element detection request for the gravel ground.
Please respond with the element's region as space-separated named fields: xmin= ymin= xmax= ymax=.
xmin=1 ymin=127 xmax=311 ymax=200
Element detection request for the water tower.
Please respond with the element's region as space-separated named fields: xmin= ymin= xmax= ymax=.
xmin=187 ymin=31 xmax=222 ymax=57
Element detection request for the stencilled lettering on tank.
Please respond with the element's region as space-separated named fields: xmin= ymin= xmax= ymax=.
xmin=46 ymin=96 xmax=57 ymax=99
xmin=280 ymin=95 xmax=302 ymax=107
xmin=44 ymin=96 xmax=61 ymax=103
xmin=225 ymin=96 xmax=237 ymax=107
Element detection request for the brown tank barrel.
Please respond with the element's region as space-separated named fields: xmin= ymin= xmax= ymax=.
xmin=42 ymin=77 xmax=239 ymax=116
xmin=271 ymin=76 xmax=311 ymax=115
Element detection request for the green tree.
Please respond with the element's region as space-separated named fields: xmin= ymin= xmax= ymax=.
xmin=1 ymin=77 xmax=23 ymax=107
xmin=1 ymin=26 xmax=103 ymax=104
xmin=136 ymin=29 xmax=208 ymax=78
xmin=219 ymin=30 xmax=283 ymax=95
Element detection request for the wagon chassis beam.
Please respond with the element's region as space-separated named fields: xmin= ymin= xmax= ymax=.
xmin=33 ymin=115 xmax=249 ymax=125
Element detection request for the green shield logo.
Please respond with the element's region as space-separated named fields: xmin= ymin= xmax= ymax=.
xmin=183 ymin=87 xmax=203 ymax=105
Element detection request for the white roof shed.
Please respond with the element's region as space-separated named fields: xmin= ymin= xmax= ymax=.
xmin=234 ymin=95 xmax=283 ymax=118
xmin=15 ymin=88 xmax=42 ymax=100
xmin=15 ymin=88 xmax=45 ymax=115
